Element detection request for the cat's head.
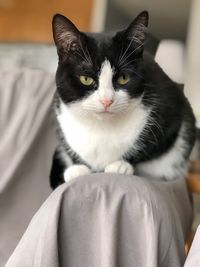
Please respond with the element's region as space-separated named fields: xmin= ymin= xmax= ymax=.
xmin=52 ymin=11 xmax=148 ymax=120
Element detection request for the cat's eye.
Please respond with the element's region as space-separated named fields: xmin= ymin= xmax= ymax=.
xmin=117 ymin=74 xmax=130 ymax=85
xmin=79 ymin=75 xmax=94 ymax=86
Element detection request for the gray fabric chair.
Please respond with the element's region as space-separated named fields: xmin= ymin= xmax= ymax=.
xmin=5 ymin=174 xmax=192 ymax=267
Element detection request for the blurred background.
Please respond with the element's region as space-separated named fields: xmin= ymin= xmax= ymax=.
xmin=0 ymin=0 xmax=194 ymax=40
xmin=0 ymin=0 xmax=200 ymax=265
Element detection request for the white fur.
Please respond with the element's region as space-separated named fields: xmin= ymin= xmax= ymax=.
xmin=135 ymin=123 xmax=189 ymax=180
xmin=64 ymin=165 xmax=91 ymax=181
xmin=98 ymin=60 xmax=115 ymax=101
xmin=57 ymin=99 xmax=149 ymax=172
xmin=105 ymin=160 xmax=134 ymax=175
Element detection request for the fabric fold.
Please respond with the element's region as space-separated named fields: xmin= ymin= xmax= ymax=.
xmin=0 ymin=68 xmax=55 ymax=191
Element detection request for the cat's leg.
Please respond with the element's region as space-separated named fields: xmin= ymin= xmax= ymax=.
xmin=64 ymin=165 xmax=91 ymax=182
xmin=50 ymin=147 xmax=66 ymax=189
xmin=105 ymin=160 xmax=134 ymax=175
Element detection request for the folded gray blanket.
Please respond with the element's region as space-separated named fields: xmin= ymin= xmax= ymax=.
xmin=6 ymin=174 xmax=192 ymax=267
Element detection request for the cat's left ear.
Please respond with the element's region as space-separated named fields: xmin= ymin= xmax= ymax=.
xmin=52 ymin=14 xmax=84 ymax=59
xmin=125 ymin=11 xmax=149 ymax=45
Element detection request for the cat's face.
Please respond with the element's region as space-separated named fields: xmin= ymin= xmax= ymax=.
xmin=52 ymin=12 xmax=148 ymax=120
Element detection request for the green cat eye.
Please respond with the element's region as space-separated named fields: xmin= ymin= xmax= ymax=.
xmin=117 ymin=74 xmax=130 ymax=85
xmin=79 ymin=75 xmax=94 ymax=86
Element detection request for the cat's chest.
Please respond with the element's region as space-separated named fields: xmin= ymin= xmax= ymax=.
xmin=57 ymin=107 xmax=149 ymax=171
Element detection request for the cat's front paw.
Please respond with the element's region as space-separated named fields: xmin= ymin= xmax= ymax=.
xmin=64 ymin=165 xmax=91 ymax=182
xmin=105 ymin=160 xmax=134 ymax=175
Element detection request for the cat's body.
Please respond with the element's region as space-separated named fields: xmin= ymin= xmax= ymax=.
xmin=50 ymin=12 xmax=196 ymax=189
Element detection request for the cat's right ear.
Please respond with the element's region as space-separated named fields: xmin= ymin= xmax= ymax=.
xmin=52 ymin=14 xmax=81 ymax=59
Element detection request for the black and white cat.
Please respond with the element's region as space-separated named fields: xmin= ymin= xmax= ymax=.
xmin=50 ymin=11 xmax=196 ymax=189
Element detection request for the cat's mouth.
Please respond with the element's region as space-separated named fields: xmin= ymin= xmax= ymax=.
xmin=95 ymin=110 xmax=114 ymax=115
xmin=93 ymin=110 xmax=115 ymax=119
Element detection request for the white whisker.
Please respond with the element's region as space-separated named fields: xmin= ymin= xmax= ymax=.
xmin=119 ymin=43 xmax=144 ymax=67
xmin=78 ymin=39 xmax=93 ymax=65
xmin=119 ymin=59 xmax=137 ymax=69
xmin=75 ymin=51 xmax=88 ymax=63
xmin=85 ymin=46 xmax=93 ymax=65
xmin=118 ymin=39 xmax=134 ymax=65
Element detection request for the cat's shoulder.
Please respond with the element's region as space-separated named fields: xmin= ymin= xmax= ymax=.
xmin=143 ymin=51 xmax=165 ymax=76
xmin=143 ymin=51 xmax=178 ymax=87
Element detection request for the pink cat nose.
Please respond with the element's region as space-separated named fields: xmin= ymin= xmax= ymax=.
xmin=100 ymin=99 xmax=113 ymax=109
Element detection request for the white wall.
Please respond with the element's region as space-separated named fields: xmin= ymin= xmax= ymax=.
xmin=185 ymin=0 xmax=200 ymax=126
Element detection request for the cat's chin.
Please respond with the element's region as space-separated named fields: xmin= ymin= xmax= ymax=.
xmin=93 ymin=111 xmax=115 ymax=120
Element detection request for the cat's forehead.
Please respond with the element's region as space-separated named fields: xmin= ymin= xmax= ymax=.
xmin=82 ymin=33 xmax=119 ymax=69
xmin=86 ymin=32 xmax=113 ymax=46
xmin=88 ymin=33 xmax=113 ymax=51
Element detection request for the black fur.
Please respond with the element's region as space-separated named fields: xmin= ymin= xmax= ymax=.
xmin=50 ymin=147 xmax=66 ymax=188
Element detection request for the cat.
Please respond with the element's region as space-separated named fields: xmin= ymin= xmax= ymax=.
xmin=50 ymin=11 xmax=196 ymax=189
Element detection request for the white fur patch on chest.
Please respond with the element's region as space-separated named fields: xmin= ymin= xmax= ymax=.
xmin=57 ymin=100 xmax=149 ymax=171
